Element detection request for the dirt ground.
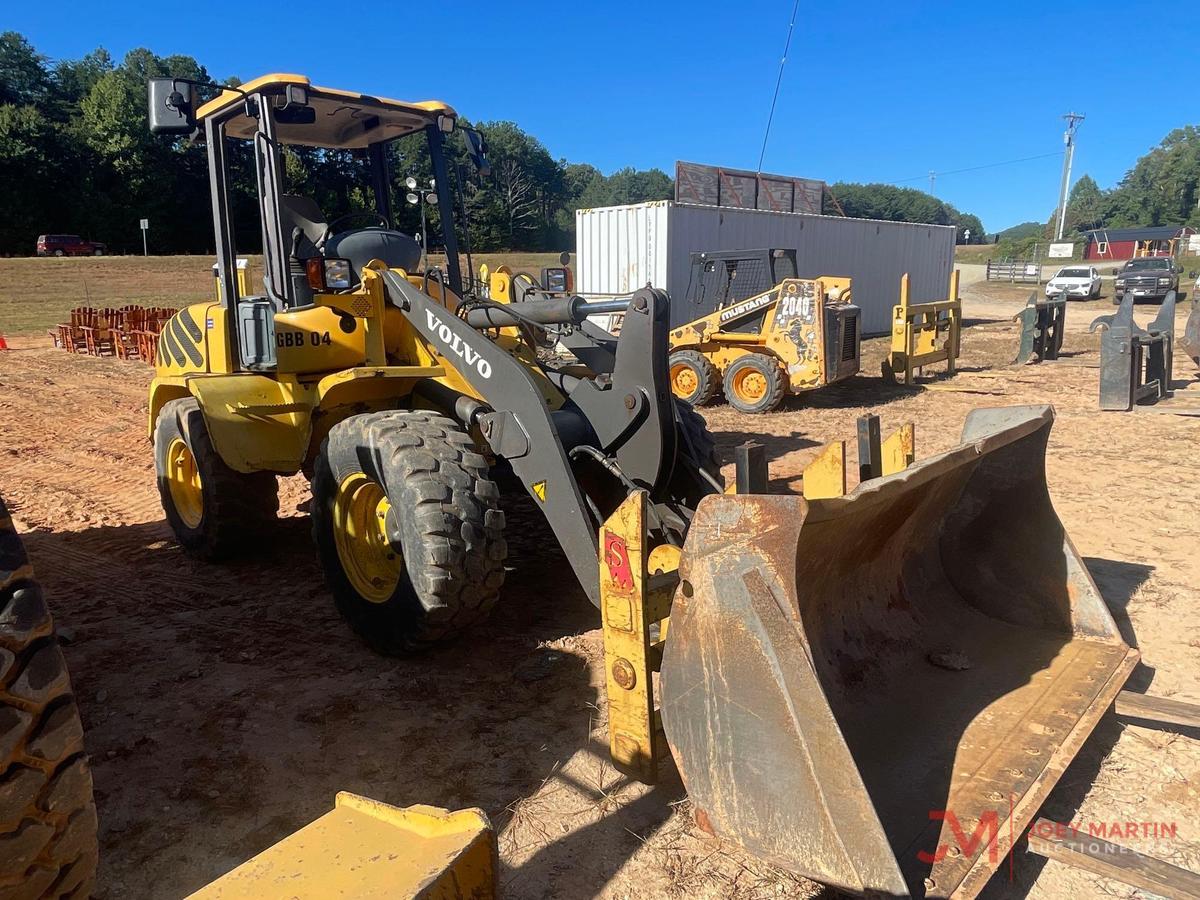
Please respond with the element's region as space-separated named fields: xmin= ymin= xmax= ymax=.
xmin=1 ymin=283 xmax=1198 ymax=899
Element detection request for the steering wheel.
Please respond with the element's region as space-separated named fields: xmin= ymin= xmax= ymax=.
xmin=327 ymin=211 xmax=389 ymax=233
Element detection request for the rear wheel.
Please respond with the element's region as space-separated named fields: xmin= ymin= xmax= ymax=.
xmin=91 ymin=249 xmax=102 ymax=257
xmin=668 ymin=350 xmax=720 ymax=406
xmin=723 ymin=353 xmax=787 ymax=414
xmin=154 ymin=398 xmax=279 ymax=560
xmin=52 ymin=250 xmax=63 ymax=258
xmin=0 ymin=496 xmax=98 ymax=899
xmin=311 ymin=411 xmax=507 ymax=655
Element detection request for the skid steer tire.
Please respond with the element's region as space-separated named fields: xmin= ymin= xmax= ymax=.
xmin=154 ymin=398 xmax=280 ymax=561
xmin=669 ymin=351 xmax=720 ymax=406
xmin=0 ymin=496 xmax=98 ymax=900
xmin=723 ymin=353 xmax=787 ymax=414
xmin=312 ymin=411 xmax=507 ymax=656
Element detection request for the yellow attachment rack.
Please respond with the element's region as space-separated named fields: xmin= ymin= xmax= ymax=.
xmin=883 ymin=270 xmax=962 ymax=385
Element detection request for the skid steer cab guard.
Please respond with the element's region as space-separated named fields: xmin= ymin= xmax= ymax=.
xmin=659 ymin=405 xmax=1136 ymax=897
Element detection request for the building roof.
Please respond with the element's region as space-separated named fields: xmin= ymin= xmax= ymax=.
xmin=195 ymin=74 xmax=455 ymax=149
xmin=1082 ymin=225 xmax=1194 ymax=242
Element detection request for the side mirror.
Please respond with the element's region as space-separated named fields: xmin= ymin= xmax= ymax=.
xmin=148 ymin=78 xmax=199 ymax=135
xmin=1110 ymin=268 xmax=1120 ymax=276
xmin=463 ymin=128 xmax=491 ymax=178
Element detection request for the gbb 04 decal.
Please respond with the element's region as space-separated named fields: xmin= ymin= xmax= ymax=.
xmin=276 ymin=330 xmax=332 ymax=348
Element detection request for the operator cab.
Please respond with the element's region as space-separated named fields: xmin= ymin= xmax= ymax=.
xmin=147 ymin=73 xmax=488 ymax=365
xmin=278 ymin=194 xmax=420 ymax=303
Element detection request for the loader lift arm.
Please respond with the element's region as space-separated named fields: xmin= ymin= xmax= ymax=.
xmin=382 ymin=272 xmax=685 ymax=605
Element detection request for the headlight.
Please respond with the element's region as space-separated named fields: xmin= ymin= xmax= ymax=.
xmin=305 ymin=257 xmax=354 ymax=291
xmin=1158 ymin=277 xmax=1171 ymax=285
xmin=1115 ymin=279 xmax=1126 ymax=287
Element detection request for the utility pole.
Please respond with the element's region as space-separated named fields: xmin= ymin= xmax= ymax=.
xmin=1055 ymin=112 xmax=1085 ymax=240
xmin=928 ymin=171 xmax=936 ymax=195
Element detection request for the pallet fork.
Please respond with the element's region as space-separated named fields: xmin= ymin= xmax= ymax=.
xmin=882 ymin=271 xmax=962 ymax=385
xmin=1089 ymin=290 xmax=1176 ymax=410
xmin=1014 ymin=291 xmax=1068 ymax=365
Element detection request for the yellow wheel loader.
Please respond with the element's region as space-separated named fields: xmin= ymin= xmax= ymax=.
xmin=668 ymin=249 xmax=861 ymax=413
xmin=145 ymin=73 xmax=722 ymax=655
xmin=143 ymin=75 xmax=1144 ymax=899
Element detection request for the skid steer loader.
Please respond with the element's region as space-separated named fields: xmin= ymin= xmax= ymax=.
xmin=145 ymin=75 xmax=1136 ymax=897
xmin=668 ymin=249 xmax=861 ymax=413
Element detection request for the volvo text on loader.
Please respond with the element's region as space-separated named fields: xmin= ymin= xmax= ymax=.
xmin=147 ymin=75 xmax=1141 ymax=897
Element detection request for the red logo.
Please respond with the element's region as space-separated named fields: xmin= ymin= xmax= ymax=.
xmin=603 ymin=532 xmax=633 ymax=590
xmin=918 ymin=810 xmax=1001 ymax=865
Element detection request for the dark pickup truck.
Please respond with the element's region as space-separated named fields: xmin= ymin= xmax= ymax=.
xmin=1112 ymin=257 xmax=1180 ymax=303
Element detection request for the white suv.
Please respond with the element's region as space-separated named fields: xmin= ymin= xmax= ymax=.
xmin=1045 ymin=265 xmax=1102 ymax=300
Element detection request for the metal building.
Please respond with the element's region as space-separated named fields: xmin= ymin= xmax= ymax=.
xmin=576 ymin=201 xmax=956 ymax=335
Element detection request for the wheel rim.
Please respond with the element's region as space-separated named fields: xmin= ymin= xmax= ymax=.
xmin=670 ymin=362 xmax=700 ymax=399
xmin=732 ymin=367 xmax=768 ymax=403
xmin=333 ymin=473 xmax=402 ymax=603
xmin=166 ymin=437 xmax=204 ymax=528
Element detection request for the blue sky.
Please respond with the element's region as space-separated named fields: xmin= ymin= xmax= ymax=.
xmin=8 ymin=0 xmax=1197 ymax=232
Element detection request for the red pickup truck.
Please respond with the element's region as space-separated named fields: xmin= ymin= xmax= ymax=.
xmin=36 ymin=234 xmax=107 ymax=257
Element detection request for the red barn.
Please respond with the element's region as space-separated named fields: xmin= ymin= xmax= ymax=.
xmin=1082 ymin=225 xmax=1195 ymax=261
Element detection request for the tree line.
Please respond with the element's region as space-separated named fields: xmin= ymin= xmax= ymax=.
xmin=2 ymin=31 xmax=1007 ymax=257
xmin=1065 ymin=127 xmax=1200 ymax=234
xmin=0 ymin=34 xmax=676 ymax=256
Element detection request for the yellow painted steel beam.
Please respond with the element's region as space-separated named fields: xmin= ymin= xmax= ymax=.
xmin=802 ymin=441 xmax=847 ymax=499
xmin=600 ymin=490 xmax=676 ymax=784
xmin=189 ymin=793 xmax=496 ymax=899
xmin=881 ymin=423 xmax=915 ymax=476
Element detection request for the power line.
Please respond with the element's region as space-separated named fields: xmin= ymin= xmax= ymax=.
xmin=888 ymin=150 xmax=1065 ymax=186
xmin=756 ymin=0 xmax=802 ymax=174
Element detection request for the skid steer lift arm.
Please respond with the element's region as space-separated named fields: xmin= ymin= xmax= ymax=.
xmin=382 ymin=273 xmax=680 ymax=605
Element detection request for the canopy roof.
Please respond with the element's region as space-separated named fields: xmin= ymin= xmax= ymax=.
xmin=195 ymin=73 xmax=455 ymax=149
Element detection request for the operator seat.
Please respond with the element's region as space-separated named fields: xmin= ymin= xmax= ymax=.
xmin=280 ymin=194 xmax=330 ymax=259
xmin=325 ymin=229 xmax=421 ymax=284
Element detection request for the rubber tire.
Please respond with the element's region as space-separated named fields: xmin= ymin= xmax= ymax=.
xmin=92 ymin=250 xmax=102 ymax=257
xmin=669 ymin=399 xmax=724 ymax=506
xmin=723 ymin=353 xmax=788 ymax=414
xmin=0 ymin=496 xmax=98 ymax=900
xmin=311 ymin=411 xmax=507 ymax=655
xmin=668 ymin=350 xmax=720 ymax=406
xmin=154 ymin=398 xmax=279 ymax=561
xmin=675 ymin=400 xmax=721 ymax=481
xmin=52 ymin=251 xmax=63 ymax=258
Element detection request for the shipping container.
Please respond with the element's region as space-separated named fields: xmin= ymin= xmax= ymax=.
xmin=576 ymin=201 xmax=956 ymax=335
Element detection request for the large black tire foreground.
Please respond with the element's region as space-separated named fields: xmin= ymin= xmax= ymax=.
xmin=0 ymin=497 xmax=98 ymax=899
xmin=722 ymin=352 xmax=788 ymax=414
xmin=668 ymin=350 xmax=721 ymax=406
xmin=311 ymin=411 xmax=507 ymax=655
xmin=154 ymin=398 xmax=279 ymax=561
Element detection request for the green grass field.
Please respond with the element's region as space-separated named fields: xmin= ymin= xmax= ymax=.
xmin=0 ymin=252 xmax=565 ymax=335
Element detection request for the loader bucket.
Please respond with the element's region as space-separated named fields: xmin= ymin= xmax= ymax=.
xmin=659 ymin=405 xmax=1137 ymax=898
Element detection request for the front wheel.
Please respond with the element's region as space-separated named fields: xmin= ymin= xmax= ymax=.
xmin=311 ymin=411 xmax=507 ymax=655
xmin=723 ymin=353 xmax=788 ymax=414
